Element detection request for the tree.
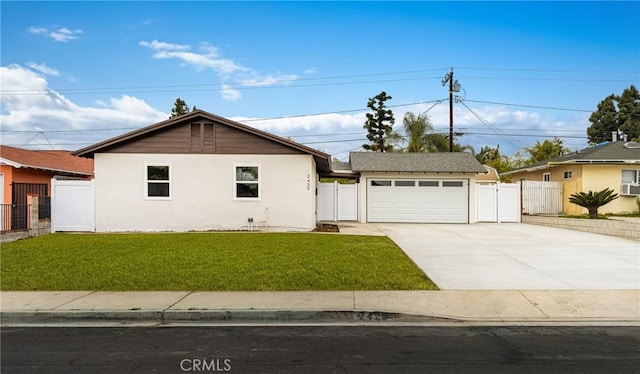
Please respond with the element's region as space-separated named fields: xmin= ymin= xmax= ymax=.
xmin=170 ymin=98 xmax=191 ymax=119
xmin=618 ymin=85 xmax=640 ymax=140
xmin=523 ymin=138 xmax=570 ymax=163
xmin=362 ymin=91 xmax=395 ymax=152
xmin=475 ymin=145 xmax=517 ymax=182
xmin=569 ymin=188 xmax=619 ymax=219
xmin=388 ymin=112 xmax=432 ymax=152
xmin=587 ymin=85 xmax=640 ymax=143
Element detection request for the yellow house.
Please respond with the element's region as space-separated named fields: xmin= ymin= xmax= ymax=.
xmin=504 ymin=141 xmax=640 ymax=215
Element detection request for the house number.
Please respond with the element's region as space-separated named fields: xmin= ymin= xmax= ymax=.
xmin=306 ymin=174 xmax=311 ymax=190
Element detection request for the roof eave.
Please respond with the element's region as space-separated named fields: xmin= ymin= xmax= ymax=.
xmin=73 ymin=111 xmax=332 ymax=169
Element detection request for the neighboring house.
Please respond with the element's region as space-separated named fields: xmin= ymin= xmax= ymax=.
xmin=503 ymin=140 xmax=640 ymax=215
xmin=74 ymin=110 xmax=332 ymax=232
xmin=0 ymin=145 xmax=94 ymax=231
xmin=475 ymin=165 xmax=500 ymax=185
xmin=346 ymin=152 xmax=487 ymax=223
xmin=0 ymin=145 xmax=94 ymax=205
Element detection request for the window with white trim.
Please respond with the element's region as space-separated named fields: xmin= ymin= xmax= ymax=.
xmin=622 ymin=170 xmax=640 ymax=184
xmin=563 ymin=171 xmax=572 ymax=179
xmin=235 ymin=166 xmax=260 ymax=199
xmin=543 ymin=173 xmax=551 ymax=182
xmin=146 ymin=165 xmax=170 ymax=199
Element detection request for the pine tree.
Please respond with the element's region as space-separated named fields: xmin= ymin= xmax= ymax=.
xmin=362 ymin=91 xmax=395 ymax=152
xmin=587 ymin=85 xmax=640 ymax=143
xmin=170 ymin=98 xmax=190 ymax=119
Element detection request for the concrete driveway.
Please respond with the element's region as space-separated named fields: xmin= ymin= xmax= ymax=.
xmin=374 ymin=223 xmax=640 ymax=290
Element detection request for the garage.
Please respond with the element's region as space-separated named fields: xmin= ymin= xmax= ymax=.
xmin=367 ymin=179 xmax=469 ymax=223
xmin=347 ymin=152 xmax=487 ymax=224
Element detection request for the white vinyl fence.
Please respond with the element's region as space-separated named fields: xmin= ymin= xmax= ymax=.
xmin=317 ymin=182 xmax=358 ymax=221
xmin=476 ymin=183 xmax=521 ymax=223
xmin=521 ymin=181 xmax=563 ymax=215
xmin=51 ymin=179 xmax=95 ymax=232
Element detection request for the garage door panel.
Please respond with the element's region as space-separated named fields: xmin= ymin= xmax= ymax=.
xmin=368 ymin=179 xmax=468 ymax=223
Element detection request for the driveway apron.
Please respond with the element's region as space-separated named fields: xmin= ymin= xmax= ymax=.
xmin=374 ymin=223 xmax=640 ymax=290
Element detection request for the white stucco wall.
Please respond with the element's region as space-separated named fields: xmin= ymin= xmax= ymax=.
xmin=357 ymin=172 xmax=478 ymax=224
xmin=94 ymin=153 xmax=317 ymax=232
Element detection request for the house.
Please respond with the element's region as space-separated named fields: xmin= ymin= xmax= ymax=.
xmin=346 ymin=152 xmax=487 ymax=223
xmin=73 ymin=110 xmax=332 ymax=232
xmin=0 ymin=145 xmax=94 ymax=206
xmin=503 ymin=140 xmax=640 ymax=215
xmin=0 ymin=145 xmax=94 ymax=231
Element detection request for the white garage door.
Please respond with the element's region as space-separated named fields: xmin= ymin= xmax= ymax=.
xmin=367 ymin=179 xmax=468 ymax=223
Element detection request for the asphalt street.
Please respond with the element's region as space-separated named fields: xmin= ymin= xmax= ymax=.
xmin=2 ymin=325 xmax=639 ymax=373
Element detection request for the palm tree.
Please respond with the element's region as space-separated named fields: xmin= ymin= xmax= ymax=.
xmin=388 ymin=112 xmax=433 ymax=152
xmin=389 ymin=111 xmax=476 ymax=153
xmin=568 ymin=188 xmax=619 ymax=219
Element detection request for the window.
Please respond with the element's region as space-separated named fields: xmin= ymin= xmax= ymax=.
xmin=146 ymin=165 xmax=170 ymax=199
xmin=235 ymin=166 xmax=259 ymax=199
xmin=395 ymin=180 xmax=415 ymax=187
xmin=563 ymin=171 xmax=572 ymax=179
xmin=622 ymin=170 xmax=640 ymax=184
xmin=419 ymin=181 xmax=439 ymax=187
xmin=543 ymin=173 xmax=551 ymax=182
xmin=442 ymin=181 xmax=464 ymax=187
xmin=371 ymin=180 xmax=391 ymax=187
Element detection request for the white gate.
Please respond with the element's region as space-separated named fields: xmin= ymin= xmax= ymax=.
xmin=51 ymin=179 xmax=95 ymax=232
xmin=522 ymin=181 xmax=563 ymax=215
xmin=317 ymin=182 xmax=358 ymax=221
xmin=476 ymin=183 xmax=521 ymax=223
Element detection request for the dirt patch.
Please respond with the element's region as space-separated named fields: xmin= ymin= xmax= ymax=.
xmin=314 ymin=223 xmax=340 ymax=232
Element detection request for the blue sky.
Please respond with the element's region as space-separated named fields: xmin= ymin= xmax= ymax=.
xmin=1 ymin=1 xmax=638 ymax=160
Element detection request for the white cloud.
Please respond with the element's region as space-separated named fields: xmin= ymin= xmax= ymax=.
xmin=139 ymin=39 xmax=247 ymax=74
xmin=139 ymin=39 xmax=301 ymax=100
xmin=240 ymin=73 xmax=298 ymax=87
xmin=221 ymin=84 xmax=242 ymax=101
xmin=29 ymin=26 xmax=82 ymax=42
xmin=303 ymin=68 xmax=317 ymax=74
xmin=139 ymin=40 xmax=190 ymax=51
xmin=0 ymin=64 xmax=167 ymax=150
xmin=26 ymin=62 xmax=60 ymax=76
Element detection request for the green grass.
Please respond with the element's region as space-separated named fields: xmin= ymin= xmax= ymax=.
xmin=0 ymin=233 xmax=437 ymax=291
xmin=562 ymin=214 xmax=609 ymax=219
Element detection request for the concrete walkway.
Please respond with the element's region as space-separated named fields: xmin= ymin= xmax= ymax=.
xmin=2 ymin=290 xmax=639 ymax=325
xmin=375 ymin=223 xmax=640 ymax=290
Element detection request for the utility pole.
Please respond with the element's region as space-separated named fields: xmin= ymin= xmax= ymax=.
xmin=442 ymin=68 xmax=460 ymax=152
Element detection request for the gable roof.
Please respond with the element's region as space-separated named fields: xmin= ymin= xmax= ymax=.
xmin=0 ymin=145 xmax=94 ymax=176
xmin=73 ymin=110 xmax=332 ymax=173
xmin=505 ymin=141 xmax=640 ymax=174
xmin=349 ymin=152 xmax=487 ymax=173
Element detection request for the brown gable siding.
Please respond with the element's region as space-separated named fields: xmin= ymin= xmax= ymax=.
xmin=214 ymin=124 xmax=300 ymax=154
xmin=102 ymin=120 xmax=302 ymax=155
xmin=106 ymin=124 xmax=190 ymax=153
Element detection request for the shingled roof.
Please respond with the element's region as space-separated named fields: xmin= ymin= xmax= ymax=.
xmin=0 ymin=145 xmax=94 ymax=176
xmin=505 ymin=141 xmax=640 ymax=174
xmin=349 ymin=152 xmax=487 ymax=173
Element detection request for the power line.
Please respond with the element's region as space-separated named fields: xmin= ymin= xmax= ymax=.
xmin=464 ymin=99 xmax=592 ymax=112
xmin=459 ymin=101 xmax=521 ymax=147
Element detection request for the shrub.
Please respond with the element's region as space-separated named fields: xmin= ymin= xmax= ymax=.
xmin=569 ymin=188 xmax=619 ymax=219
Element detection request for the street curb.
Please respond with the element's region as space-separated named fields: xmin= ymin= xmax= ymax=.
xmin=3 ymin=310 xmax=640 ymax=326
xmin=0 ymin=310 xmax=452 ymax=325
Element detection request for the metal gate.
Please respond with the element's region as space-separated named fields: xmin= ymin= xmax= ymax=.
xmin=10 ymin=183 xmax=48 ymax=231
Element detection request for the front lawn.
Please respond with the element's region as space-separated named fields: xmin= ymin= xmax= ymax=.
xmin=0 ymin=233 xmax=437 ymax=291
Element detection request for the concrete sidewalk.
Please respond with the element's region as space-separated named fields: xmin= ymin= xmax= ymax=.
xmin=2 ymin=290 xmax=639 ymax=325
